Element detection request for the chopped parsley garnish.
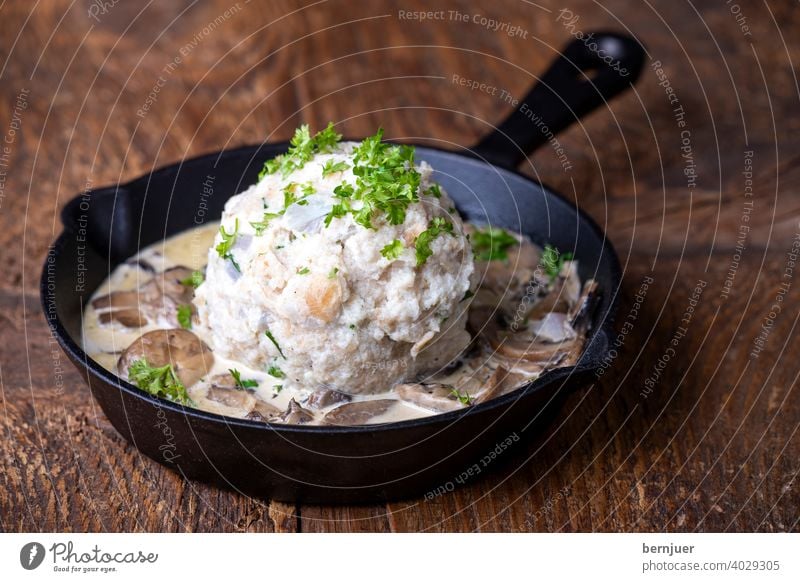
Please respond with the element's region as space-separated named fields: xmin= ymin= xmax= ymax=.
xmin=542 ymin=244 xmax=574 ymax=280
xmin=272 ymin=384 xmax=284 ymax=397
xmin=297 ymin=266 xmax=310 ymax=275
xmin=414 ymin=216 xmax=454 ymax=266
xmin=380 ymin=239 xmax=404 ymax=261
xmin=229 ymin=368 xmax=259 ymax=389
xmin=251 ymin=182 xmax=316 ymax=236
xmin=321 ymin=159 xmax=349 ymax=177
xmin=328 ymin=267 xmax=339 ymax=279
xmin=215 ymin=219 xmax=241 ymax=271
xmin=325 ymin=128 xmax=421 ymax=229
xmin=425 ymin=183 xmax=442 ymax=198
xmin=265 ymin=329 xmax=285 ymax=359
xmin=128 ymin=359 xmax=190 ymax=405
xmin=250 ymin=212 xmax=281 ymax=235
xmin=267 ymin=365 xmax=286 ymax=379
xmin=470 ymin=226 xmax=518 ymax=261
xmin=179 ymin=270 xmax=204 ymax=288
xmin=283 ymin=182 xmax=300 ymax=208
xmin=258 ymin=123 xmax=342 ymax=179
xmin=450 ymin=387 xmax=473 ymax=406
xmin=176 ymin=304 xmax=193 ymax=329
xmin=349 ymin=324 xmax=356 ymax=330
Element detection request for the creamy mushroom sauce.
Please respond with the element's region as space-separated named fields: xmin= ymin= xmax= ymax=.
xmin=82 ymin=222 xmax=598 ymax=425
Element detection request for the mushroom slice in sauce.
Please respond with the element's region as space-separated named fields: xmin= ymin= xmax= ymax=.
xmin=569 ymin=280 xmax=600 ymax=330
xmin=92 ymin=266 xmax=196 ymax=327
xmin=98 ymin=308 xmax=147 ymax=328
xmin=490 ymin=331 xmax=576 ymax=363
xmin=526 ymin=261 xmax=582 ymax=320
xmin=117 ymin=328 xmax=213 ymax=388
xmin=474 ymin=366 xmax=528 ymax=404
xmin=528 ymin=312 xmax=577 ymax=343
xmin=305 ymin=387 xmax=352 ymax=410
xmin=474 ymin=232 xmax=541 ymax=295
xmin=206 ymin=386 xmax=255 ymax=409
xmin=394 ymin=383 xmax=466 ymax=413
xmin=244 ymin=400 xmax=282 ymax=422
xmin=323 ymin=399 xmax=397 ymax=426
xmin=280 ymin=399 xmax=314 ymax=424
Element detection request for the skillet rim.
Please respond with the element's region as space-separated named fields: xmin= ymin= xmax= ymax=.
xmin=41 ymin=141 xmax=621 ymax=435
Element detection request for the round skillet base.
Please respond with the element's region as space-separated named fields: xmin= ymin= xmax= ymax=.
xmin=44 ymin=144 xmax=618 ymax=504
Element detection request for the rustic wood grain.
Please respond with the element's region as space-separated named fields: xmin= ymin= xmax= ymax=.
xmin=1 ymin=0 xmax=798 ymax=532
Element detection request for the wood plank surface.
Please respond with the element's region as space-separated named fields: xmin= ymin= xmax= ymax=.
xmin=1 ymin=0 xmax=797 ymax=532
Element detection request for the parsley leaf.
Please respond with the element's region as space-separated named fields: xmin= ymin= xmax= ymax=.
xmin=328 ymin=267 xmax=339 ymax=279
xmin=229 ymin=368 xmax=259 ymax=389
xmin=470 ymin=226 xmax=518 ymax=262
xmin=297 ymin=266 xmax=310 ymax=275
xmin=450 ymin=387 xmax=473 ymax=406
xmin=414 ymin=216 xmax=454 ymax=266
xmin=176 ymin=304 xmax=193 ymax=329
xmin=267 ymin=365 xmax=286 ymax=379
xmin=542 ymin=244 xmax=574 ymax=280
xmin=265 ymin=329 xmax=286 ymax=359
xmin=128 ymin=359 xmax=191 ymax=405
xmin=425 ymin=183 xmax=442 ymax=198
xmin=250 ymin=212 xmax=281 ymax=235
xmin=216 ymin=219 xmax=241 ymax=271
xmin=179 ymin=270 xmax=204 ymax=288
xmin=380 ymin=239 xmax=404 ymax=261
xmin=324 ymin=128 xmax=421 ymax=229
xmin=322 ymin=159 xmax=349 ymax=177
xmin=258 ymin=122 xmax=342 ymax=179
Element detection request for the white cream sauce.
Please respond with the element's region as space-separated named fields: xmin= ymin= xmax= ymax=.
xmin=82 ymin=222 xmax=593 ymax=425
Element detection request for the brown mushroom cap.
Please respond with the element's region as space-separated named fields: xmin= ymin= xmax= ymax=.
xmin=323 ymin=399 xmax=396 ymax=425
xmin=279 ymin=399 xmax=315 ymax=424
xmin=93 ymin=266 xmax=197 ymax=328
xmin=246 ymin=400 xmax=281 ymax=422
xmin=394 ymin=383 xmax=465 ymax=413
xmin=305 ymin=387 xmax=352 ymax=410
xmin=118 ymin=328 xmax=214 ymax=388
xmin=474 ymin=366 xmax=527 ymax=404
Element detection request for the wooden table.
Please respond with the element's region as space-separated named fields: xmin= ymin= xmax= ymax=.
xmin=2 ymin=0 xmax=798 ymax=532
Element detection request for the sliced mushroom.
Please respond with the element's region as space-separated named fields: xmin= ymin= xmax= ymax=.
xmin=528 ymin=312 xmax=577 ymax=343
xmin=92 ymin=266 xmax=197 ymax=328
xmin=209 ymin=373 xmax=237 ymax=389
xmin=395 ymin=383 xmax=465 ymax=413
xmin=490 ymin=354 xmax=548 ymax=376
xmin=569 ymin=279 xmax=600 ymax=331
xmin=323 ymin=399 xmax=397 ymax=426
xmin=279 ymin=399 xmax=314 ymax=424
xmin=246 ymin=400 xmax=282 ymax=422
xmin=491 ymin=335 xmax=575 ymax=363
xmin=476 ymin=234 xmax=541 ymax=295
xmin=305 ymin=387 xmax=352 ymax=410
xmin=467 ymin=305 xmax=501 ymax=338
xmin=474 ymin=366 xmax=527 ymax=404
xmin=98 ymin=308 xmax=146 ymax=328
xmin=206 ymin=386 xmax=256 ymax=409
xmin=526 ymin=261 xmax=582 ymax=320
xmin=117 ymin=328 xmax=213 ymax=388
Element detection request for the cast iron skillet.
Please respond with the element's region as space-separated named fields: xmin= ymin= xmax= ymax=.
xmin=42 ymin=33 xmax=644 ymax=503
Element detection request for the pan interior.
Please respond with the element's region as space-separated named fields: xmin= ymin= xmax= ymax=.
xmin=48 ymin=143 xmax=618 ymax=419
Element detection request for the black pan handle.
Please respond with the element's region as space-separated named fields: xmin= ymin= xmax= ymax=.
xmin=471 ymin=32 xmax=645 ymax=168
